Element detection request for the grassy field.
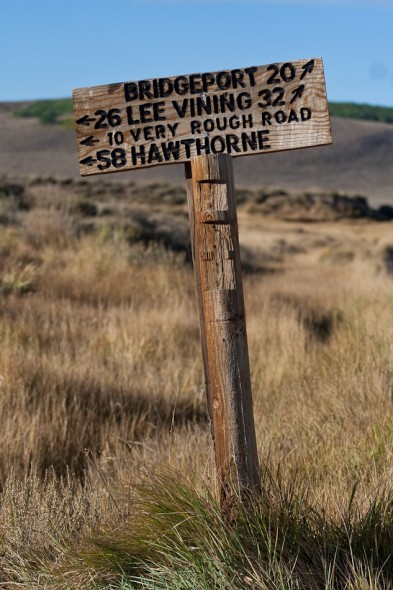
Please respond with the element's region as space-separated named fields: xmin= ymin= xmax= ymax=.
xmin=0 ymin=177 xmax=392 ymax=588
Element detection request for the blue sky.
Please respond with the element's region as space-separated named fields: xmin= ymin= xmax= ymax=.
xmin=2 ymin=0 xmax=392 ymax=107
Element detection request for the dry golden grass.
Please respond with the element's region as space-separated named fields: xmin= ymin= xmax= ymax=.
xmin=0 ymin=182 xmax=392 ymax=587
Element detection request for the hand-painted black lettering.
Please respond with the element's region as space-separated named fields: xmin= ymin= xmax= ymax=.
xmin=139 ymin=80 xmax=154 ymax=100
xmin=126 ymin=106 xmax=140 ymax=126
xmin=107 ymin=109 xmax=122 ymax=127
xmin=96 ymin=148 xmax=127 ymax=170
xmin=94 ymin=109 xmax=121 ymax=130
xmin=300 ymin=59 xmax=315 ymax=80
xmin=111 ymin=148 xmax=127 ymax=168
xmin=300 ymin=107 xmax=312 ymax=121
xmin=287 ymin=109 xmax=299 ymax=123
xmin=140 ymin=104 xmax=153 ymax=124
xmin=237 ymin=92 xmax=252 ymax=110
xmin=172 ymin=99 xmax=188 ymax=118
xmin=280 ymin=63 xmax=296 ymax=82
xmin=202 ymin=73 xmax=215 ymax=92
xmin=257 ymin=130 xmax=270 ymax=150
xmin=216 ymin=71 xmax=232 ymax=90
xmin=76 ymin=115 xmax=95 ymax=126
xmin=204 ymin=119 xmax=214 ymax=133
xmin=97 ymin=149 xmax=112 ymax=170
xmin=124 ymin=82 xmax=138 ymax=102
xmin=241 ymin=132 xmax=257 ymax=151
xmin=167 ymin=123 xmax=179 ymax=137
xmin=230 ymin=69 xmax=245 ymax=89
xmin=195 ymin=137 xmax=210 ymax=156
xmin=242 ymin=113 xmax=254 ymax=129
xmin=143 ymin=127 xmax=154 ymax=141
xmin=257 ymin=89 xmax=271 ymax=108
xmin=153 ymin=102 xmax=166 ymax=122
xmin=242 ymin=114 xmax=253 ymax=128
xmin=225 ymin=134 xmax=241 ymax=153
xmin=211 ymin=136 xmax=226 ymax=154
xmin=129 ymin=128 xmax=141 ymax=142
xmin=108 ymin=131 xmax=124 ymax=146
xmin=161 ymin=141 xmax=181 ymax=162
xmin=266 ymin=64 xmax=280 ymax=84
xmin=80 ymin=156 xmax=96 ymax=167
xmin=275 ymin=111 xmax=286 ymax=124
xmin=94 ymin=110 xmax=109 ymax=130
xmin=174 ymin=76 xmax=189 ymax=95
xmin=189 ymin=74 xmax=202 ymax=94
xmin=195 ymin=136 xmax=211 ymax=156
xmin=147 ymin=143 xmax=163 ymax=164
xmin=272 ymin=87 xmax=285 ymax=107
xmin=217 ymin=116 xmax=231 ymax=131
xmin=290 ymin=85 xmax=305 ymax=104
xmin=244 ymin=67 xmax=257 ymax=86
xmin=191 ymin=120 xmax=201 ymax=134
xmin=261 ymin=112 xmax=272 ymax=126
xmin=131 ymin=145 xmax=146 ymax=165
xmin=219 ymin=93 xmax=235 ymax=113
xmin=155 ymin=125 xmax=166 ymax=139
xmin=80 ymin=136 xmax=99 ymax=147
xmin=158 ymin=78 xmax=174 ymax=98
xmin=180 ymin=138 xmax=195 ymax=158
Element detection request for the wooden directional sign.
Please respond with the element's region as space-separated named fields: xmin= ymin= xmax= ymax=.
xmin=73 ymin=58 xmax=333 ymax=513
xmin=73 ymin=58 xmax=331 ymax=176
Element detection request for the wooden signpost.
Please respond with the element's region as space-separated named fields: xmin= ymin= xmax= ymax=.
xmin=73 ymin=58 xmax=332 ymax=512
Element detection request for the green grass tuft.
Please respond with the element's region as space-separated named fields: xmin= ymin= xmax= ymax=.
xmin=76 ymin=469 xmax=393 ymax=589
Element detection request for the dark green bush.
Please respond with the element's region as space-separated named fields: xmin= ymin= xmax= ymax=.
xmin=329 ymin=102 xmax=393 ymax=124
xmin=14 ymin=98 xmax=73 ymax=126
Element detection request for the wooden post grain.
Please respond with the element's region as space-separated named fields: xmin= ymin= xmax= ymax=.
xmin=185 ymin=154 xmax=260 ymax=515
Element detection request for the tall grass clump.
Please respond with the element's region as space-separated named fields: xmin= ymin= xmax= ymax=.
xmin=59 ymin=468 xmax=392 ymax=590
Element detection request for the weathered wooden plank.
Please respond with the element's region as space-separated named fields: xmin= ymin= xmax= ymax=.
xmin=186 ymin=154 xmax=260 ymax=516
xmin=74 ymin=58 xmax=331 ymax=176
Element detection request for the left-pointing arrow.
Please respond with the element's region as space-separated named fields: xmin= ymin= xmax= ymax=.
xmin=76 ymin=115 xmax=95 ymax=126
xmin=79 ymin=156 xmax=96 ymax=167
xmin=80 ymin=136 xmax=99 ymax=147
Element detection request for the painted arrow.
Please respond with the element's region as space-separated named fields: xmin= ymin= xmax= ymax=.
xmin=76 ymin=115 xmax=95 ymax=126
xmin=80 ymin=135 xmax=100 ymax=147
xmin=290 ymin=84 xmax=305 ymax=104
xmin=300 ymin=59 xmax=315 ymax=80
xmin=79 ymin=156 xmax=96 ymax=167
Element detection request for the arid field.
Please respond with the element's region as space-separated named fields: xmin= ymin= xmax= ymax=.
xmin=0 ymin=174 xmax=392 ymax=588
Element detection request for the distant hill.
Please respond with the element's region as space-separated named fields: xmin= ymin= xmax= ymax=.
xmin=11 ymin=98 xmax=393 ymax=127
xmin=13 ymin=98 xmax=74 ymax=128
xmin=328 ymin=102 xmax=393 ymax=124
xmin=1 ymin=100 xmax=392 ymax=206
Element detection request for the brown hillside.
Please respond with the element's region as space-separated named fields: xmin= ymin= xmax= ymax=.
xmin=0 ymin=103 xmax=392 ymax=205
